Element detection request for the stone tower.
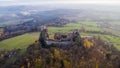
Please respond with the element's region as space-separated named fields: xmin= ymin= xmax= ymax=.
xmin=39 ymin=25 xmax=49 ymax=48
xmin=0 ymin=27 xmax=4 ymax=36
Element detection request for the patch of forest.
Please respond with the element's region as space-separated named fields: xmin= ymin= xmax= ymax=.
xmin=0 ymin=37 xmax=120 ymax=68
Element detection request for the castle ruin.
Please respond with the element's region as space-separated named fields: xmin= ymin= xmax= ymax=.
xmin=39 ymin=26 xmax=83 ymax=47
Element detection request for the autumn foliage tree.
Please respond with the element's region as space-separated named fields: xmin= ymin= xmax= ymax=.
xmin=83 ymin=38 xmax=94 ymax=48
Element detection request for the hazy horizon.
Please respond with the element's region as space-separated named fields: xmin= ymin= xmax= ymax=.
xmin=0 ymin=0 xmax=120 ymax=6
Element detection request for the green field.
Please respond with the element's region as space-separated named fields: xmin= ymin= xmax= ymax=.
xmin=48 ymin=21 xmax=101 ymax=33
xmin=48 ymin=22 xmax=120 ymax=51
xmin=0 ymin=22 xmax=120 ymax=51
xmin=99 ymin=35 xmax=120 ymax=50
xmin=0 ymin=32 xmax=40 ymax=51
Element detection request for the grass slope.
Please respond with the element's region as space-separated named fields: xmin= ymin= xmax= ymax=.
xmin=0 ymin=32 xmax=40 ymax=51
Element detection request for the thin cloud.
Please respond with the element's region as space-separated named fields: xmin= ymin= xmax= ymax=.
xmin=0 ymin=0 xmax=120 ymax=6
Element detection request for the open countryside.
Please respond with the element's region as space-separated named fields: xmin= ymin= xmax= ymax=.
xmin=0 ymin=22 xmax=120 ymax=51
xmin=0 ymin=4 xmax=120 ymax=68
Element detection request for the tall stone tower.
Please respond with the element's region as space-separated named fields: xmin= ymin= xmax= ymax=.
xmin=39 ymin=25 xmax=48 ymax=48
xmin=0 ymin=27 xmax=4 ymax=36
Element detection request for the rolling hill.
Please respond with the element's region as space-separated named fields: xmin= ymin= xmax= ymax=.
xmin=0 ymin=32 xmax=40 ymax=51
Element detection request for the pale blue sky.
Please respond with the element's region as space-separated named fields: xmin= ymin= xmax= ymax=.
xmin=0 ymin=0 xmax=120 ymax=6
